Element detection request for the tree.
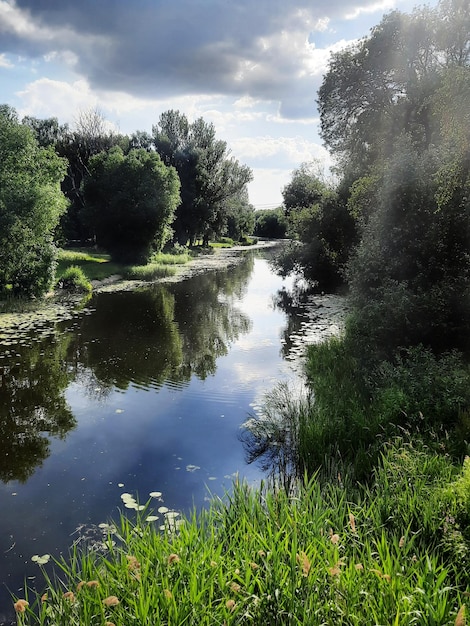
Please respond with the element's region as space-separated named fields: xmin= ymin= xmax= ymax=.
xmin=22 ymin=115 xmax=68 ymax=148
xmin=318 ymin=8 xmax=441 ymax=173
xmin=153 ymin=110 xmax=253 ymax=245
xmin=223 ymin=189 xmax=255 ymax=241
xmin=54 ymin=108 xmax=129 ymax=242
xmin=83 ymin=147 xmax=180 ymax=263
xmin=277 ymin=163 xmax=356 ymax=289
xmin=282 ymin=163 xmax=328 ymax=216
xmin=254 ymin=208 xmax=287 ymax=239
xmin=346 ymin=138 xmax=470 ymax=365
xmin=315 ymin=0 xmax=470 ymax=357
xmin=0 ymin=106 xmax=68 ymax=296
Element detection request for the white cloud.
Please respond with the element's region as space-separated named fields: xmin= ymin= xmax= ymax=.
xmin=345 ymin=0 xmax=396 ymax=20
xmin=232 ymin=135 xmax=331 ymax=165
xmin=16 ymin=77 xmax=97 ymax=122
xmin=0 ymin=52 xmax=13 ymax=67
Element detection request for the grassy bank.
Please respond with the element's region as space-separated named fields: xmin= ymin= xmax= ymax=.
xmin=14 ymin=444 xmax=469 ymax=624
xmin=56 ymin=248 xmax=192 ymax=289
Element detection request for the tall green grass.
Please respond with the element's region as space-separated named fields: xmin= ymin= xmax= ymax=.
xmin=15 ymin=445 xmax=470 ymax=625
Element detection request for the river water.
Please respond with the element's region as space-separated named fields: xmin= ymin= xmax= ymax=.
xmin=0 ymin=246 xmax=345 ymax=621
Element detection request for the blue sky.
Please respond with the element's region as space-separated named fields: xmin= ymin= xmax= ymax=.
xmin=0 ymin=0 xmax=439 ymax=208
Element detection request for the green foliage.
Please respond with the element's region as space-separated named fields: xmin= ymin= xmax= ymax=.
xmin=56 ymin=249 xmax=124 ymax=282
xmin=153 ymin=110 xmax=253 ymax=245
xmin=0 ymin=106 xmax=68 ymax=297
xmin=347 ymin=139 xmax=470 ymax=362
xmin=244 ymin=332 xmax=470 ymax=484
xmin=282 ymin=162 xmax=328 ymax=215
xmin=369 ymin=346 xmax=470 ymax=440
xmin=278 ymin=162 xmax=357 ymax=289
xmin=83 ymin=147 xmax=180 ymax=264
xmin=57 ymin=266 xmax=92 ymax=294
xmin=254 ymin=207 xmax=287 ymax=238
xmin=123 ymin=263 xmax=177 ymax=281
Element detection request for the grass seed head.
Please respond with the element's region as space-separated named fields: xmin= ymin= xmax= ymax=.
xmin=14 ymin=599 xmax=29 ymax=613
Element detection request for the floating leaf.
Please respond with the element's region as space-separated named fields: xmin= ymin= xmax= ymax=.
xmin=186 ymin=464 xmax=200 ymax=472
xmin=32 ymin=554 xmax=51 ymax=565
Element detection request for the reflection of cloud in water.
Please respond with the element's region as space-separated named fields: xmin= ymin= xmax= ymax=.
xmin=234 ymin=336 xmax=275 ymax=351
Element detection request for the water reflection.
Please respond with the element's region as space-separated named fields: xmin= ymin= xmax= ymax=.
xmin=0 ymin=248 xmax=315 ymax=621
xmin=0 ymin=254 xmax=255 ymax=485
xmin=70 ymin=286 xmax=184 ymax=392
xmin=0 ymin=332 xmax=76 ymax=482
xmin=242 ymin=280 xmax=348 ymax=483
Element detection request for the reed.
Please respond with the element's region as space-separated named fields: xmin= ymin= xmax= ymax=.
xmin=16 ymin=447 xmax=469 ymax=625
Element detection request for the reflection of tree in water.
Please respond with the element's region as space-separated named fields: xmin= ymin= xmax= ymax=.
xmin=273 ymin=280 xmax=316 ymax=359
xmin=70 ymin=254 xmax=254 ymax=390
xmin=241 ymin=381 xmax=312 ymax=489
xmin=0 ymin=333 xmax=76 ymax=482
xmin=69 ymin=286 xmax=183 ymax=391
xmin=171 ymin=254 xmax=253 ymax=379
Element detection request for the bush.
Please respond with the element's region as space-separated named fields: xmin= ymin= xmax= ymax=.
xmin=57 ymin=266 xmax=92 ymax=294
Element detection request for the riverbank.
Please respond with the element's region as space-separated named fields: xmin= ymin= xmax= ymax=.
xmin=90 ymin=240 xmax=282 ymax=293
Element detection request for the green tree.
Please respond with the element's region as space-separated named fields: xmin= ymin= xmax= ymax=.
xmin=346 ymin=140 xmax=470 ymax=365
xmin=220 ymin=188 xmax=255 ymax=241
xmin=282 ymin=163 xmax=328 ymax=216
xmin=55 ymin=108 xmax=129 ymax=243
xmin=0 ymin=106 xmax=68 ymax=296
xmin=278 ymin=163 xmax=356 ymax=289
xmin=83 ymin=146 xmax=180 ymax=263
xmin=254 ymin=208 xmax=287 ymax=239
xmin=315 ymin=0 xmax=470 ymax=359
xmin=318 ymin=8 xmax=440 ymax=173
xmin=153 ymin=110 xmax=252 ymax=245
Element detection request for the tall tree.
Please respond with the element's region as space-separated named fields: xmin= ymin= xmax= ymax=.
xmin=55 ymin=108 xmax=129 ymax=242
xmin=278 ymin=163 xmax=356 ymax=289
xmin=318 ymin=8 xmax=441 ymax=173
xmin=0 ymin=106 xmax=68 ymax=296
xmin=153 ymin=110 xmax=252 ymax=245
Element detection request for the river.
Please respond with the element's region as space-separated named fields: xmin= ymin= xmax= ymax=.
xmin=0 ymin=245 xmax=346 ymax=622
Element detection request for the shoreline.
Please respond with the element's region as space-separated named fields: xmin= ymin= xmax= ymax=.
xmin=90 ymin=239 xmax=282 ymax=293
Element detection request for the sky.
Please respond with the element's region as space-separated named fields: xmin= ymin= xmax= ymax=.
xmin=0 ymin=0 xmax=439 ymax=209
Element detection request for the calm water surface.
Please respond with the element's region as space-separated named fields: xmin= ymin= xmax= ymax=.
xmin=0 ymin=248 xmax=345 ymax=619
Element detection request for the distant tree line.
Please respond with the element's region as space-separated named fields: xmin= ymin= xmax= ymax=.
xmin=0 ymin=106 xmax=255 ymax=296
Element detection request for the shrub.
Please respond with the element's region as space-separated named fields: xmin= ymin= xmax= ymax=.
xmin=57 ymin=266 xmax=92 ymax=294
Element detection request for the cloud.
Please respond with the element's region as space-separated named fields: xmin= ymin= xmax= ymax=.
xmin=0 ymin=52 xmax=13 ymax=67
xmin=345 ymin=0 xmax=396 ymax=20
xmin=2 ymin=0 xmax=412 ymax=120
xmin=232 ymin=135 xmax=331 ymax=166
